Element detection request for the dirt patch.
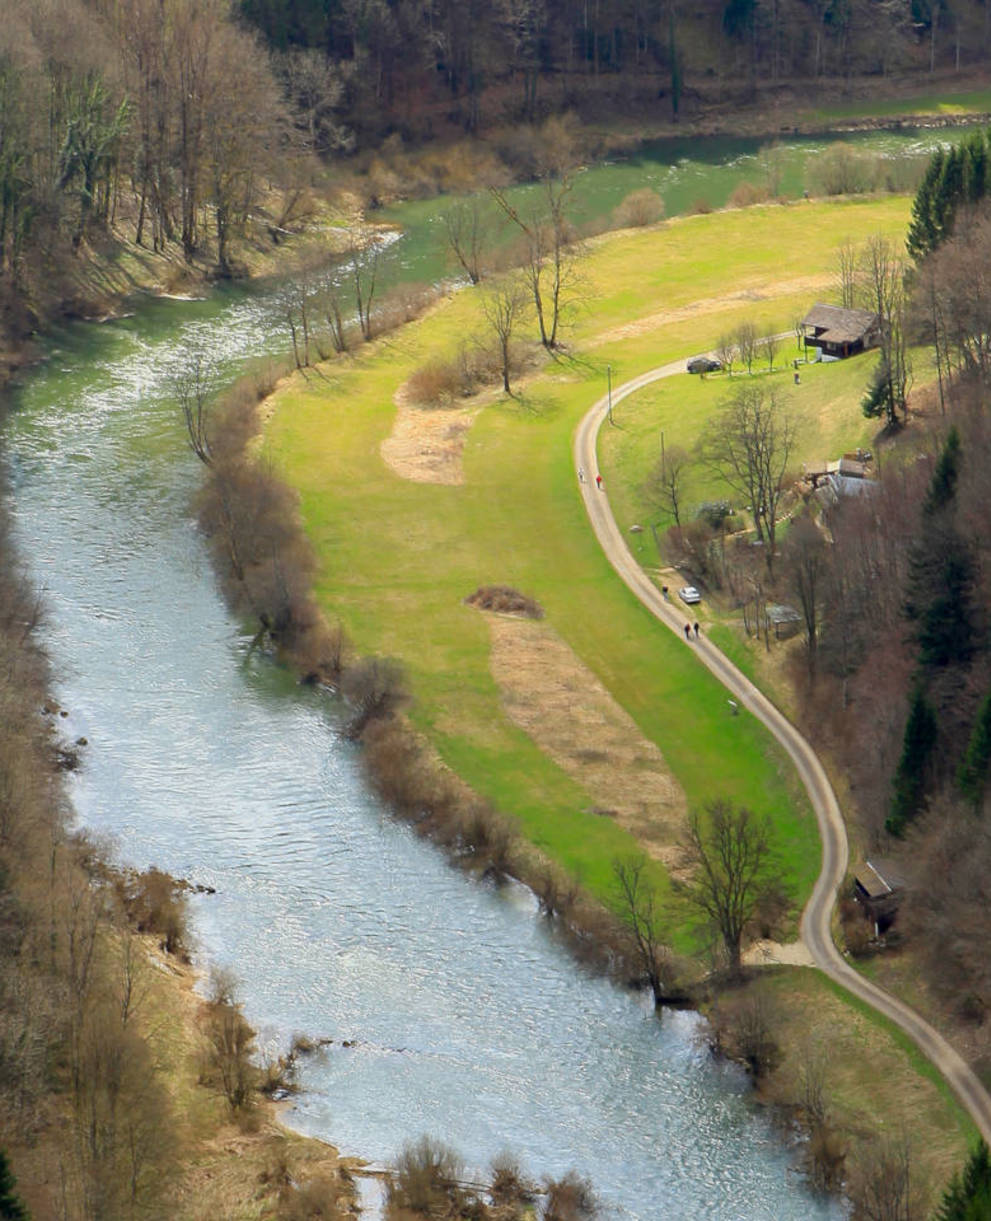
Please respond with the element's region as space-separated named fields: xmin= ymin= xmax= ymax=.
xmin=592 ymin=271 xmax=833 ymax=346
xmin=487 ymin=615 xmax=689 ymax=871
xmin=743 ymin=937 xmax=815 ymax=967
xmin=381 ymin=383 xmax=480 ymax=485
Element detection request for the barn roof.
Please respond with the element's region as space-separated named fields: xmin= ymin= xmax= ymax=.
xmin=803 ymin=303 xmax=879 ymax=344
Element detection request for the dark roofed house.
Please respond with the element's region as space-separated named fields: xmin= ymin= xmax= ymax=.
xmin=802 ymin=303 xmax=881 ymax=359
xmin=853 ymin=858 xmax=907 ymax=934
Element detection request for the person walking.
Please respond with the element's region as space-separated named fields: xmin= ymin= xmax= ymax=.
xmin=578 ymin=466 xmax=585 ymax=483
xmin=684 ymin=623 xmax=692 ymax=641
xmin=595 ymin=474 xmax=603 ymax=490
xmin=693 ymin=622 xmax=700 ymax=639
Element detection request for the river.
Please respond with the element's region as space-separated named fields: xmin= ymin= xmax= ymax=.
xmin=5 ymin=125 xmax=969 ymax=1218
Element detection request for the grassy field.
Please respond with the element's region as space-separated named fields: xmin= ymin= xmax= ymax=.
xmin=264 ymin=194 xmax=911 ymax=941
xmin=738 ymin=967 xmax=974 ymax=1202
xmin=799 ymin=87 xmax=991 ymax=123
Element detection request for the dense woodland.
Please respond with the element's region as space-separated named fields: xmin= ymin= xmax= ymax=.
xmin=237 ymin=0 xmax=991 ymax=136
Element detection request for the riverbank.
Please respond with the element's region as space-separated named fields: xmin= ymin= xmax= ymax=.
xmin=250 ymin=189 xmax=973 ymax=1206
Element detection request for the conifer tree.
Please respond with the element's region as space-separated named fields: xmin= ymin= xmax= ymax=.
xmin=0 ymin=1151 xmax=28 ymax=1221
xmin=907 ymin=147 xmax=945 ymax=262
xmin=935 ymin=1141 xmax=991 ymax=1220
xmin=958 ymin=692 xmax=991 ymax=807
xmin=887 ymin=688 xmax=938 ymax=837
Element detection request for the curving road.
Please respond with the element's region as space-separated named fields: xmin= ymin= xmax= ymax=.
xmin=575 ymin=360 xmax=991 ymax=1143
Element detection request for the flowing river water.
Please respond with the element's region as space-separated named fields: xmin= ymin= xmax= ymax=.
xmin=3 ymin=125 xmax=976 ymax=1218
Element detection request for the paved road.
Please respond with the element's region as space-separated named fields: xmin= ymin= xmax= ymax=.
xmin=575 ymin=360 xmax=991 ymax=1143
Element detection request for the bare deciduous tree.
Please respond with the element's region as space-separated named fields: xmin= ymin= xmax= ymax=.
xmin=715 ymin=333 xmax=737 ymax=375
xmin=203 ymin=968 xmax=257 ymax=1113
xmin=860 ymin=233 xmax=910 ymax=428
xmin=835 ymin=235 xmax=861 ymax=309
xmin=684 ymin=801 xmax=778 ymax=973
xmin=443 ymin=195 xmax=490 ymax=285
xmin=491 ymin=167 xmax=580 ymax=350
xmin=174 ymin=349 xmax=216 ymax=466
xmin=700 ymin=382 xmax=794 ymax=572
xmin=735 ymin=320 xmax=759 ymax=374
xmin=781 ymin=511 xmax=830 ymax=675
xmin=643 ymin=443 xmax=692 ymax=527
xmin=481 ymin=277 xmax=529 ymax=393
xmin=612 ymin=855 xmax=674 ymax=1007
xmin=760 ymin=331 xmax=779 ymax=371
xmin=846 ymin=1133 xmax=923 ymax=1221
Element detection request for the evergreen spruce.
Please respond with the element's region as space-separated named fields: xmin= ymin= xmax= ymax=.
xmin=958 ymin=692 xmax=991 ymax=807
xmin=935 ymin=1141 xmax=991 ymax=1220
xmin=924 ymin=427 xmax=962 ymax=515
xmin=887 ymin=688 xmax=938 ymax=837
xmin=907 ymin=147 xmax=945 ymax=261
xmin=0 ymin=1151 xmax=27 ymax=1221
xmin=963 ymin=131 xmax=989 ymax=204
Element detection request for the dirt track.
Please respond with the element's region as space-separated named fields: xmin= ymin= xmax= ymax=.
xmin=574 ymin=359 xmax=991 ymax=1143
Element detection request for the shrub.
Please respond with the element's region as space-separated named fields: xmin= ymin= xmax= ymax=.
xmin=341 ymin=656 xmax=408 ymax=740
xmin=406 ymin=359 xmax=462 ymax=406
xmin=464 ymin=586 xmax=544 ymax=618
xmin=121 ymin=868 xmax=189 ymax=958
xmin=490 ymin=1152 xmax=537 ymax=1209
xmin=727 ymin=181 xmax=770 ymax=209
xmin=689 ymin=197 xmax=712 ymax=215
xmin=610 ymin=187 xmax=665 ymax=229
xmin=388 ymin=1136 xmax=466 ymax=1216
xmin=541 ymin=1171 xmax=599 ymax=1220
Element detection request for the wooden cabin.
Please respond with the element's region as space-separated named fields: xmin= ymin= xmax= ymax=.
xmin=801 ymin=304 xmax=881 ymax=359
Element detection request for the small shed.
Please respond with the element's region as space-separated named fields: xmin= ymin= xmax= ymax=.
xmin=801 ymin=304 xmax=881 ymax=359
xmin=765 ymin=603 xmax=802 ymax=640
xmin=853 ymin=858 xmax=907 ymax=933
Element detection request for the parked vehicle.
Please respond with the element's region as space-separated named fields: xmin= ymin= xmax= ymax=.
xmin=678 ymin=586 xmax=701 ymax=604
xmin=687 ymin=357 xmax=721 ymax=374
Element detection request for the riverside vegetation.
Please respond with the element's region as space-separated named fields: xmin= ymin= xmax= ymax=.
xmin=7 ymin=0 xmax=991 ymax=1211
xmin=221 ymin=183 xmax=984 ymax=1213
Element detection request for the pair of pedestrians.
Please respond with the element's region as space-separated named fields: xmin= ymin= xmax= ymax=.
xmin=683 ymin=622 xmax=700 ymax=641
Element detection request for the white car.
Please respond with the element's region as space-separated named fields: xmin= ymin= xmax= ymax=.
xmin=678 ymin=586 xmax=701 ymax=605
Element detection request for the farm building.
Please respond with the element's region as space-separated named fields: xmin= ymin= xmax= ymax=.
xmin=801 ymin=304 xmax=881 ymax=359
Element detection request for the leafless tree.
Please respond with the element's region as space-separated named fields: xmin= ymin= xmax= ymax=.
xmin=846 ymin=1133 xmax=923 ymax=1221
xmin=715 ymin=333 xmax=736 ymax=376
xmin=835 ymin=235 xmax=861 ymax=309
xmin=859 ymin=233 xmax=911 ymax=428
xmin=203 ymin=968 xmax=257 ymax=1112
xmin=443 ymin=195 xmax=490 ymax=285
xmin=760 ymin=331 xmax=779 ymax=371
xmin=481 ymin=277 xmax=529 ymax=394
xmin=643 ymin=443 xmax=692 ymax=527
xmin=491 ymin=168 xmax=580 ymax=349
xmin=345 ymin=217 xmax=382 ymax=343
xmin=700 ymin=382 xmax=794 ymax=572
xmin=174 ymin=349 xmax=216 ymax=466
xmin=735 ymin=320 xmax=759 ymax=374
xmin=781 ymin=511 xmax=830 ymax=676
xmin=612 ymin=855 xmax=675 ymax=1007
xmin=684 ymin=801 xmax=777 ymax=973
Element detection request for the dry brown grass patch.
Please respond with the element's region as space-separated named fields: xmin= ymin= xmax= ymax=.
xmin=380 ymin=384 xmax=480 ymax=485
xmin=487 ymin=616 xmax=689 ymax=870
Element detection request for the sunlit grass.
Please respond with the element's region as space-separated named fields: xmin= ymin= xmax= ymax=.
xmin=265 ymin=195 xmax=911 ymax=930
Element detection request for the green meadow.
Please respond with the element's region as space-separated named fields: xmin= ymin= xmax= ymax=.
xmin=264 ymin=195 xmax=911 ymax=934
